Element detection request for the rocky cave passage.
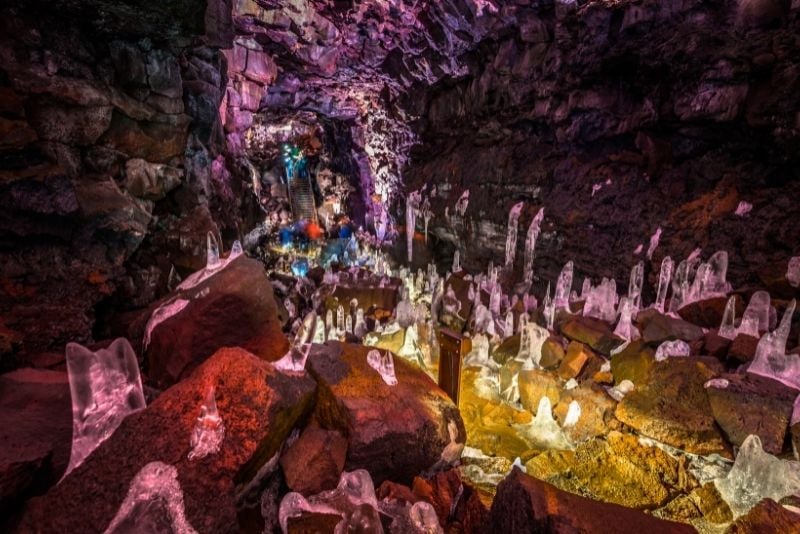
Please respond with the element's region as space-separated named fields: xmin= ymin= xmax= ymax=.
xmin=2 ymin=0 xmax=800 ymax=532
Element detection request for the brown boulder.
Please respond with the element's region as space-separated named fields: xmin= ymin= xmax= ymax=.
xmin=616 ymin=359 xmax=729 ymax=456
xmin=20 ymin=347 xmax=316 ymax=533
xmin=518 ymin=368 xmax=561 ymax=413
xmin=610 ymin=339 xmax=655 ymax=385
xmin=488 ymin=468 xmax=697 ymax=533
xmin=140 ymin=255 xmax=289 ymax=387
xmin=678 ymin=296 xmax=744 ymax=329
xmin=706 ymin=373 xmax=796 ymax=454
xmin=560 ymin=316 xmax=624 ymax=355
xmin=704 ymin=331 xmax=732 ymax=360
xmin=725 ymin=498 xmax=800 ymax=534
xmin=307 ymin=342 xmax=465 ymax=485
xmin=280 ymin=425 xmax=348 ymax=496
xmin=558 ymin=341 xmax=592 ymax=380
xmin=728 ymin=334 xmax=759 ymax=364
xmin=641 ymin=312 xmax=705 ymax=345
xmin=540 ymin=336 xmax=566 ymax=369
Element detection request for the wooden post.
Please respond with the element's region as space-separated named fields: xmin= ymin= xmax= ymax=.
xmin=437 ymin=327 xmax=471 ymax=404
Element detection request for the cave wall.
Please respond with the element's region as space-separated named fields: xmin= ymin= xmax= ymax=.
xmin=403 ymin=0 xmax=800 ymax=296
xmin=0 ymin=1 xmax=238 ymax=362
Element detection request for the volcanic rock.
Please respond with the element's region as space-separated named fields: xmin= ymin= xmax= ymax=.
xmin=558 ymin=341 xmax=593 ymax=380
xmin=306 ymin=341 xmax=466 ymax=485
xmin=678 ymin=296 xmax=744 ymax=329
xmin=641 ymin=313 xmax=705 ymax=345
xmin=725 ymin=498 xmax=800 ymax=534
xmin=525 ymin=431 xmax=696 ymax=510
xmin=560 ymin=316 xmax=625 ymax=355
xmin=610 ymin=339 xmax=656 ymax=385
xmin=279 ymin=425 xmax=348 ymax=496
xmin=488 ymin=468 xmax=697 ymax=533
xmin=139 ymin=255 xmax=288 ymax=387
xmin=728 ymin=334 xmax=760 ymax=364
xmin=705 ymin=373 xmax=797 ymax=454
xmin=615 ymin=359 xmax=728 ymax=456
xmin=20 ymin=347 xmax=316 ymax=533
xmin=518 ymin=368 xmax=561 ymax=413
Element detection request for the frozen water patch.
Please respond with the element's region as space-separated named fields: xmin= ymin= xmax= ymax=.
xmin=143 ymin=298 xmax=189 ymax=349
xmin=366 ymin=349 xmax=398 ymax=386
xmin=188 ymin=386 xmax=225 ymax=461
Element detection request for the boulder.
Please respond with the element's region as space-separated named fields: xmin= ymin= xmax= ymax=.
xmin=677 ymin=296 xmax=744 ymax=329
xmin=0 ymin=369 xmax=71 ymax=521
xmin=706 ymin=373 xmax=796 ymax=454
xmin=728 ymin=334 xmax=759 ymax=364
xmin=307 ymin=342 xmax=466 ymax=485
xmin=518 ymin=368 xmax=561 ymax=413
xmin=704 ymin=331 xmax=732 ymax=360
xmin=20 ymin=347 xmax=316 ymax=533
xmin=559 ymin=316 xmax=625 ymax=355
xmin=140 ymin=255 xmax=289 ymax=387
xmin=558 ymin=341 xmax=593 ymax=380
xmin=410 ymin=469 xmax=489 ymax=533
xmin=615 ymin=359 xmax=729 ymax=456
xmin=610 ymin=339 xmax=655 ymax=385
xmin=525 ymin=431 xmax=696 ymax=510
xmin=725 ymin=498 xmax=800 ymax=534
xmin=641 ymin=313 xmax=705 ymax=345
xmin=540 ymin=336 xmax=566 ymax=369
xmin=279 ymin=425 xmax=348 ymax=496
xmin=553 ymin=383 xmax=617 ymax=442
xmin=123 ymin=158 xmax=182 ymax=201
xmin=488 ymin=468 xmax=696 ymax=533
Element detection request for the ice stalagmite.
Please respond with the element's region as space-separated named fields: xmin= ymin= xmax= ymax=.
xmin=453 ymin=249 xmax=460 ymax=273
xmin=178 ymin=232 xmax=242 ymax=291
xmin=654 ymin=256 xmax=673 ymax=313
xmin=406 ymin=190 xmax=421 ymax=263
xmin=104 ymin=462 xmax=198 ymax=534
xmin=206 ymin=231 xmax=220 ymax=269
xmin=367 ymin=349 xmax=398 ymax=385
xmin=514 ymin=397 xmax=577 ymax=450
xmin=409 ymin=501 xmax=443 ymax=534
xmin=455 ymin=189 xmax=470 ymax=217
xmin=714 ymin=434 xmax=800 ymax=517
xmin=421 ymin=197 xmax=432 ymax=243
xmin=187 ymin=385 xmax=225 ymax=461
xmin=614 ymin=297 xmax=639 ymax=341
xmin=718 ymin=296 xmax=737 ymax=340
xmin=748 ymin=299 xmax=800 ymax=390
xmin=274 ymin=311 xmax=317 ymax=374
xmin=582 ymin=278 xmax=617 ymax=323
xmin=505 ymin=201 xmax=524 ymax=267
xmin=738 ymin=291 xmax=771 ymax=337
xmin=553 ymin=261 xmax=574 ymax=312
xmin=706 ymin=250 xmax=731 ymax=296
xmin=64 ymin=338 xmax=146 ymax=478
xmin=646 ymin=227 xmax=662 ymax=260
xmin=543 ymin=282 xmax=555 ymax=330
xmin=517 ymin=323 xmax=549 ymax=368
xmin=523 ymin=208 xmax=544 ymax=283
xmin=627 ymin=261 xmax=644 ymax=311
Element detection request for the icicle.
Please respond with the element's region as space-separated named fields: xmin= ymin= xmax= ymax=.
xmin=505 ymin=202 xmax=524 ymax=267
xmin=654 ymin=256 xmax=673 ymax=313
xmin=718 ymin=296 xmax=737 ymax=340
xmin=627 ymin=261 xmax=644 ymax=312
xmin=543 ymin=282 xmax=554 ymax=330
xmin=738 ymin=291 xmax=771 ymax=337
xmin=421 ymin=197 xmax=432 ymax=243
xmin=523 ymin=208 xmax=544 ymax=283
xmin=553 ymin=261 xmax=574 ymax=312
xmin=274 ymin=312 xmax=317 ymax=374
xmin=206 ymin=231 xmax=221 ymax=269
xmin=646 ymin=227 xmax=662 ymax=260
xmin=747 ymin=300 xmax=799 ymax=389
xmin=367 ymin=349 xmax=397 ymax=385
xmin=406 ymin=190 xmax=421 ymax=263
xmin=230 ymin=240 xmax=243 ymax=258
xmin=453 ymin=249 xmax=461 ymax=273
xmin=188 ymin=385 xmax=225 ymax=461
xmin=613 ymin=297 xmax=639 ymax=341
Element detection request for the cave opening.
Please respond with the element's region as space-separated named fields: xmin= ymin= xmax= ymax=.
xmin=2 ymin=0 xmax=800 ymax=533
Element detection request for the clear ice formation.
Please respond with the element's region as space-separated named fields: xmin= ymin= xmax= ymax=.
xmin=523 ymin=208 xmax=544 ymax=283
xmin=613 ymin=297 xmax=640 ymax=342
xmin=748 ymin=299 xmax=800 ymax=390
xmin=607 ymin=379 xmax=634 ymax=401
xmin=514 ymin=397 xmax=577 ymax=451
xmin=735 ymin=200 xmax=753 ymax=216
xmin=406 ymin=190 xmax=422 ymax=262
xmin=738 ymin=291 xmax=771 ymax=337
xmin=462 ymin=464 xmax=505 ymax=486
xmin=653 ymin=256 xmax=674 ymax=313
xmin=718 ymin=296 xmax=737 ymax=340
xmin=409 ymin=501 xmax=443 ymax=534
xmin=464 ymin=334 xmax=494 ymax=369
xmin=367 ymin=349 xmax=398 ymax=386
xmin=452 ymin=249 xmax=460 ymax=273
xmin=143 ymin=298 xmax=190 ymax=349
xmin=274 ymin=311 xmax=317 ymax=374
xmin=646 ymin=227 xmax=662 ymax=260
xmin=517 ymin=323 xmax=549 ymax=368
xmin=553 ymin=261 xmax=574 ymax=312
xmin=505 ymin=201 xmax=524 ymax=267
xmin=178 ymin=233 xmax=243 ymax=291
xmin=104 ymin=462 xmax=198 ymax=534
xmin=714 ymin=434 xmax=800 ymax=518
xmin=543 ymin=282 xmax=555 ymax=330
xmin=582 ymin=277 xmax=618 ymax=322
xmin=627 ymin=261 xmax=644 ymax=311
xmin=654 ymin=340 xmax=690 ymax=361
xmin=64 ymin=338 xmax=147 ymax=478
xmin=187 ymin=385 xmax=225 ymax=461
xmin=278 ymin=469 xmax=381 ymax=534
xmin=787 ymin=257 xmax=800 ymax=288
xmin=421 ymin=197 xmax=432 ymax=243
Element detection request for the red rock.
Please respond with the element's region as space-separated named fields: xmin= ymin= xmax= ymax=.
xmin=307 ymin=341 xmax=465 ymax=485
xmin=678 ymin=296 xmax=744 ymax=329
xmin=728 ymin=334 xmax=759 ymax=364
xmin=704 ymin=331 xmax=732 ymax=360
xmin=559 ymin=316 xmax=624 ymax=355
xmin=640 ymin=312 xmax=705 ymax=345
xmin=280 ymin=425 xmax=348 ymax=496
xmin=139 ymin=255 xmax=289 ymax=387
xmin=489 ymin=468 xmax=696 ymax=533
xmin=725 ymin=498 xmax=800 ymax=533
xmin=20 ymin=347 xmax=317 ymax=533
